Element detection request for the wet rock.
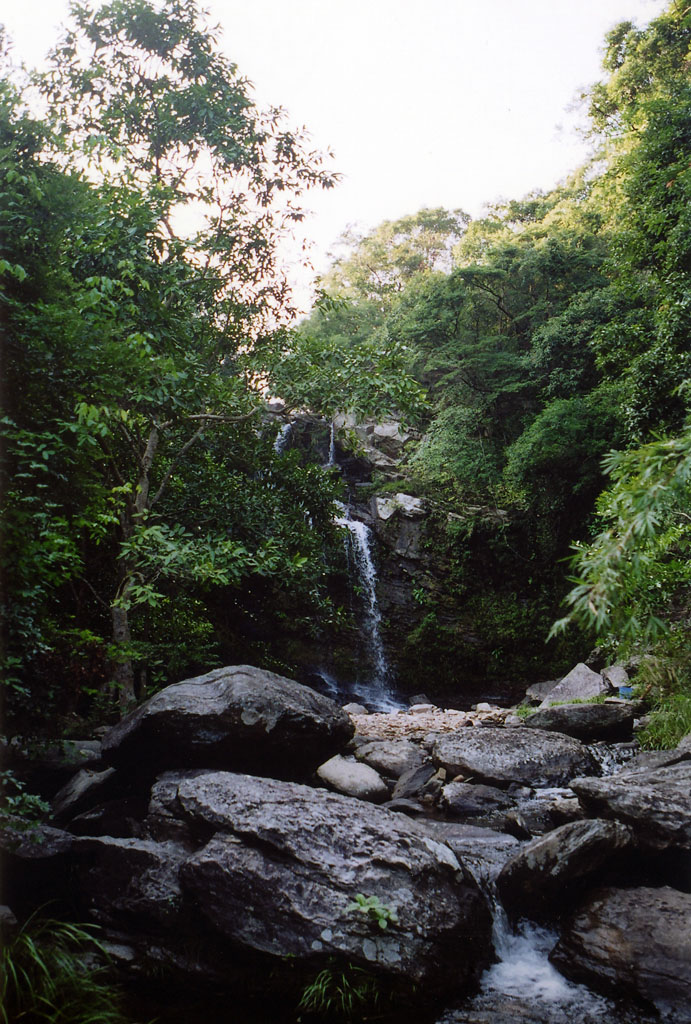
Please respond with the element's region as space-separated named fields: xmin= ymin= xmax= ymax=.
xmin=176 ymin=771 xmax=492 ymax=990
xmin=539 ymin=663 xmax=608 ymax=708
xmin=317 ymin=754 xmax=390 ymax=803
xmin=524 ymin=703 xmax=635 ymax=742
xmin=354 ymin=739 xmax=424 ymax=779
xmin=552 ymin=886 xmax=691 ymax=1018
xmin=433 ymin=728 xmax=597 ymax=788
xmin=496 ymin=819 xmax=634 ymax=919
xmin=101 ymin=665 xmax=353 ymax=780
xmin=571 ymin=761 xmax=691 ymax=850
xmin=416 ymin=822 xmax=521 ymax=883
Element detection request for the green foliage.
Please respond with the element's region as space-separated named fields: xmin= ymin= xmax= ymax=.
xmin=346 ymin=893 xmax=399 ymax=931
xmin=639 ymin=692 xmax=691 ymax=750
xmin=1 ymin=1 xmax=424 ymax=722
xmin=551 ymin=416 xmax=691 ymax=645
xmin=0 ymin=915 xmax=134 ymax=1024
xmin=0 ymin=771 xmax=50 ymax=831
xmin=297 ymin=961 xmax=383 ymax=1022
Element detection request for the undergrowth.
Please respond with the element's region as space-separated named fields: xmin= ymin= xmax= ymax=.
xmin=0 ymin=914 xmax=136 ymax=1024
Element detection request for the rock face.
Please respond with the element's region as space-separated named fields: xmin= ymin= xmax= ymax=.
xmin=571 ymin=761 xmax=691 ymax=850
xmin=496 ymin=819 xmax=634 ymax=918
xmin=433 ymin=728 xmax=598 ymax=787
xmin=524 ymin=702 xmax=635 ymax=742
xmin=101 ymin=665 xmax=353 ymax=780
xmin=66 ymin=770 xmax=492 ymax=993
xmin=552 ymin=886 xmax=691 ymax=1018
xmin=539 ymin=663 xmax=609 ymax=707
xmin=176 ymin=772 xmax=491 ymax=990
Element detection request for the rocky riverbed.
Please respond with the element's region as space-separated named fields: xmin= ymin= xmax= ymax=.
xmin=2 ymin=662 xmax=690 ymax=1023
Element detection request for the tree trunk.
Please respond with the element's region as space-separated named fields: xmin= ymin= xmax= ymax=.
xmin=111 ymin=599 xmax=136 ymax=713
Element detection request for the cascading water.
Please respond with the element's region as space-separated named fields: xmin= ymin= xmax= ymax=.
xmin=334 ymin=504 xmax=400 ymax=710
xmin=327 ymin=421 xmax=337 ymax=467
xmin=451 ymin=860 xmax=658 ymax=1023
xmin=273 ymin=422 xmax=293 ymax=453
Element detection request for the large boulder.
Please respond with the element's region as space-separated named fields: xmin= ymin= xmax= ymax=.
xmin=539 ymin=663 xmax=609 ymax=707
xmin=433 ymin=728 xmax=598 ymax=788
xmin=571 ymin=761 xmax=691 ymax=850
xmin=101 ymin=665 xmax=353 ymax=780
xmin=552 ymin=886 xmax=691 ymax=1018
xmin=174 ymin=771 xmax=492 ymax=991
xmin=523 ymin=702 xmax=635 ymax=742
xmin=496 ymin=819 xmax=634 ymax=919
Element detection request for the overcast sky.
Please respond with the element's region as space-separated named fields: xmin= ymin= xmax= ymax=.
xmin=1 ymin=0 xmax=668 ymax=301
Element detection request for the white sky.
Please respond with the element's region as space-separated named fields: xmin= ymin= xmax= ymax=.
xmin=1 ymin=0 xmax=668 ymax=304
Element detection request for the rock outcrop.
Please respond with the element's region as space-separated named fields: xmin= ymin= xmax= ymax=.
xmin=496 ymin=819 xmax=634 ymax=919
xmin=73 ymin=769 xmax=493 ymax=993
xmin=524 ymin=701 xmax=635 ymax=742
xmin=101 ymin=665 xmax=354 ymax=780
xmin=552 ymin=886 xmax=691 ymax=1018
xmin=432 ymin=727 xmax=598 ymax=787
xmin=571 ymin=760 xmax=691 ymax=850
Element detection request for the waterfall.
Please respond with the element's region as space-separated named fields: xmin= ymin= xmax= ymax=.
xmin=335 ymin=506 xmax=399 ymax=710
xmin=455 ymin=874 xmax=647 ymax=1023
xmin=273 ymin=422 xmax=292 ymax=453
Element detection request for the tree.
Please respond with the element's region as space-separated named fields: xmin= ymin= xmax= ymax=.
xmin=1 ymin=1 xmax=421 ymax=721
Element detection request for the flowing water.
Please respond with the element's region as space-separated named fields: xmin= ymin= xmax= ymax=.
xmin=332 ymin=504 xmax=402 ymax=710
xmin=273 ymin=421 xmax=293 ymax=453
xmin=445 ymin=879 xmax=659 ymax=1024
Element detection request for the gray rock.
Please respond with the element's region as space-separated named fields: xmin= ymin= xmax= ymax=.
xmin=101 ymin=664 xmax=354 ymax=779
xmin=317 ymin=755 xmax=390 ymax=803
xmin=433 ymin=728 xmax=598 ymax=788
xmin=571 ymin=760 xmax=691 ymax=850
xmin=602 ymin=664 xmax=630 ymax=690
xmin=524 ymin=702 xmax=635 ymax=742
xmin=73 ymin=835 xmax=187 ymax=929
xmin=355 ymin=739 xmax=424 ymax=779
xmin=524 ymin=679 xmax=559 ymax=703
xmin=552 ymin=886 xmax=691 ymax=1018
xmin=176 ymin=771 xmax=492 ymax=990
xmin=496 ymin=819 xmax=634 ymax=918
xmin=441 ymin=782 xmax=513 ymax=819
xmin=391 ymin=761 xmax=438 ymax=800
xmin=415 ymin=822 xmax=521 ymax=883
xmin=539 ymin=663 xmax=608 ymax=707
xmin=51 ymin=767 xmax=119 ymax=822
xmin=342 ymin=702 xmax=368 ymax=715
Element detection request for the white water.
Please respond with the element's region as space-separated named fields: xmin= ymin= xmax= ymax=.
xmin=327 ymin=422 xmax=337 ymax=467
xmin=335 ymin=506 xmax=401 ymax=710
xmin=273 ymin=422 xmax=293 ymax=453
xmin=459 ymin=879 xmax=652 ymax=1023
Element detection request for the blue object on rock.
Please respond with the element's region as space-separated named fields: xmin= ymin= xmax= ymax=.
xmin=619 ymin=685 xmax=633 ymax=699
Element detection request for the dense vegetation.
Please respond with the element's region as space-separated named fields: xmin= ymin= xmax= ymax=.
xmin=1 ymin=0 xmax=690 ymax=742
xmin=301 ymin=2 xmax=691 ymax=729
xmin=0 ymin=0 xmax=421 ymax=731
